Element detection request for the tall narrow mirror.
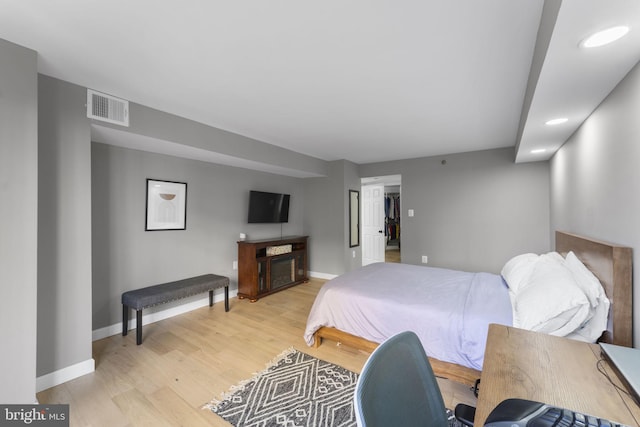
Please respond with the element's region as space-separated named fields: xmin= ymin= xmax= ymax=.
xmin=349 ymin=189 xmax=360 ymax=247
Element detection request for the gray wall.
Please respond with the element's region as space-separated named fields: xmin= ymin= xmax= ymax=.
xmin=303 ymin=160 xmax=362 ymax=276
xmin=360 ymin=148 xmax=551 ymax=273
xmin=0 ymin=39 xmax=38 ymax=403
xmin=343 ymin=160 xmax=363 ymax=272
xmin=551 ymin=60 xmax=640 ymax=346
xmin=37 ymin=75 xmax=94 ymax=377
xmin=91 ymin=143 xmax=306 ymax=330
xmin=303 ymin=162 xmax=347 ymax=275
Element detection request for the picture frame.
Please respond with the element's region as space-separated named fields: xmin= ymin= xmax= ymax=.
xmin=349 ymin=189 xmax=360 ymax=247
xmin=145 ymin=179 xmax=187 ymax=231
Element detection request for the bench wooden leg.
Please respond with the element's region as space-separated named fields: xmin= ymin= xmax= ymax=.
xmin=122 ymin=305 xmax=128 ymax=336
xmin=136 ymin=309 xmax=143 ymax=345
xmin=207 ymin=287 xmax=230 ymax=311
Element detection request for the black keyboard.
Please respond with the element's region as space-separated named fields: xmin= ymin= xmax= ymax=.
xmin=484 ymin=398 xmax=632 ymax=427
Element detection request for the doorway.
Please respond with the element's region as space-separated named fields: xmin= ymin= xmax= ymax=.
xmin=361 ymin=175 xmax=401 ymax=265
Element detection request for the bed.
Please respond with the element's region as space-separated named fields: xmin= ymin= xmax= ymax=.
xmin=304 ymin=231 xmax=632 ymax=386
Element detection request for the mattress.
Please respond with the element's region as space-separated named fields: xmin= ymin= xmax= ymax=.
xmin=304 ymin=262 xmax=513 ymax=371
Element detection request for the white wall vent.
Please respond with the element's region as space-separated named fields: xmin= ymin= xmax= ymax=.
xmin=87 ymin=89 xmax=129 ymax=127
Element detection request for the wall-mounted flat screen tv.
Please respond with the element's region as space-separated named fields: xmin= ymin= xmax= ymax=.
xmin=247 ymin=190 xmax=290 ymax=223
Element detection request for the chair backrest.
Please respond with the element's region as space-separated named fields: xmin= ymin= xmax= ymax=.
xmin=354 ymin=331 xmax=449 ymax=427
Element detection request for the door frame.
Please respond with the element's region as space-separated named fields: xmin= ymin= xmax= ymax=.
xmin=361 ymin=174 xmax=401 ymax=266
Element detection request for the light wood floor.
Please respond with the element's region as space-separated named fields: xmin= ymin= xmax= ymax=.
xmin=37 ymin=278 xmax=476 ymax=426
xmin=385 ymin=245 xmax=401 ymax=263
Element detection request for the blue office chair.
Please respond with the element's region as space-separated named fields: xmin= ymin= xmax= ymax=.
xmin=354 ymin=331 xmax=475 ymax=427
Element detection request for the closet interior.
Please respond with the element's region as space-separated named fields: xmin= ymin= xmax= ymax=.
xmin=384 ymin=186 xmax=400 ymax=262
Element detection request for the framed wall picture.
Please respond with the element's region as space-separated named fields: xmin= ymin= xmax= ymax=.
xmin=145 ymin=179 xmax=187 ymax=231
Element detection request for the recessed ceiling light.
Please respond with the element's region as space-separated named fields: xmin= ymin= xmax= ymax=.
xmin=581 ymin=26 xmax=630 ymax=48
xmin=531 ymin=149 xmax=547 ymax=154
xmin=545 ymin=118 xmax=568 ymax=126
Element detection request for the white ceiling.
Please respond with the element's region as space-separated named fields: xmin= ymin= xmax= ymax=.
xmin=1 ymin=1 xmax=639 ymax=167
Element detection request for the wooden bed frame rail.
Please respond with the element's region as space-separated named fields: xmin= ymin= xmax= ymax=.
xmin=313 ymin=326 xmax=481 ymax=386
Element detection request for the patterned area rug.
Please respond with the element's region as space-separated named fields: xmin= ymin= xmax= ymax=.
xmin=206 ymin=348 xmax=466 ymax=427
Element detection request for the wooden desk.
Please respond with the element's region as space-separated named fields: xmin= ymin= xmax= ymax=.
xmin=475 ymin=324 xmax=640 ymax=426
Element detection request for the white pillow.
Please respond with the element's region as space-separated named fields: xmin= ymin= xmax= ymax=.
xmin=512 ymin=254 xmax=591 ymax=336
xmin=563 ymin=251 xmax=610 ymax=342
xmin=501 ymin=253 xmax=539 ymax=293
xmin=564 ymin=251 xmax=603 ymax=307
xmin=543 ymin=251 xmax=566 ymax=264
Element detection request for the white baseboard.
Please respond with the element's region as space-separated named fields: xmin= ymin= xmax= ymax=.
xmin=36 ymin=358 xmax=95 ymax=393
xmin=36 ymin=291 xmax=237 ymax=392
xmin=309 ymin=271 xmax=338 ymax=280
xmin=92 ymin=288 xmax=238 ymax=341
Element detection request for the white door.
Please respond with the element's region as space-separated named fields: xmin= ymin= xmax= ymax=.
xmin=362 ymin=185 xmax=385 ymax=265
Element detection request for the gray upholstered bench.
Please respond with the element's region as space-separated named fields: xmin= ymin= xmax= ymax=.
xmin=122 ymin=273 xmax=229 ymax=345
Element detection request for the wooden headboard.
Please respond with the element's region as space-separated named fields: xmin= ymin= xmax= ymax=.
xmin=555 ymin=231 xmax=633 ymax=347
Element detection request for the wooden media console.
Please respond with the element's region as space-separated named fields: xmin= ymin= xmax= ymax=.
xmin=237 ymin=235 xmax=309 ymax=302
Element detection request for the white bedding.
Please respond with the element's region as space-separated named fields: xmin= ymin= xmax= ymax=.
xmin=303 ymin=262 xmax=513 ymax=371
xmin=304 ymin=254 xmax=609 ymax=371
